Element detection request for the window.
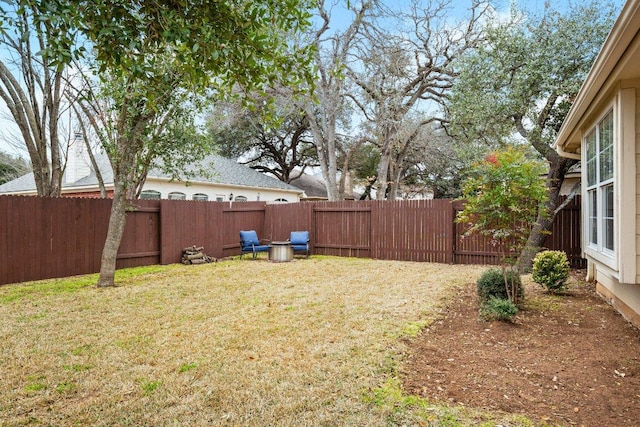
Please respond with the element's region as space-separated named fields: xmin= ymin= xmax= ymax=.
xmin=215 ymin=195 xmax=224 ymax=202
xmin=168 ymin=191 xmax=186 ymax=200
xmin=585 ymin=110 xmax=614 ymax=255
xmin=140 ymin=190 xmax=161 ymax=200
xmin=192 ymin=193 xmax=208 ymax=201
xmin=234 ymin=195 xmax=247 ymax=202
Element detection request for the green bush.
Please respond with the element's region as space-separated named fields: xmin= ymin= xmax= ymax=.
xmin=532 ymin=250 xmax=570 ymax=292
xmin=481 ymin=297 xmax=518 ymax=321
xmin=476 ymin=268 xmax=523 ymax=303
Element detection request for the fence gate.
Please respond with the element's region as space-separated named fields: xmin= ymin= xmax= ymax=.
xmin=313 ymin=204 xmax=372 ymax=258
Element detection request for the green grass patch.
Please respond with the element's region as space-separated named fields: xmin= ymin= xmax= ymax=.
xmin=0 ymin=265 xmax=179 ymax=304
xmin=178 ymin=362 xmax=198 ymax=373
xmin=0 ymin=275 xmax=97 ymax=303
xmin=113 ymin=265 xmax=179 ymax=282
xmin=364 ymin=377 xmax=427 ymax=411
xmin=69 ymin=344 xmax=93 ymax=356
xmin=526 ymin=294 xmax=563 ymax=312
xmin=24 ymin=381 xmax=46 ymax=392
xmin=55 ymin=382 xmax=75 ymax=393
xmin=400 ymin=320 xmax=429 ymax=337
xmin=365 ymin=377 xmax=539 ymax=426
xmin=138 ymin=379 xmax=160 ymax=395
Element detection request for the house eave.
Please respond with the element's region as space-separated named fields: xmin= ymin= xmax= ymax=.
xmin=555 ymin=0 xmax=640 ymax=155
xmin=62 ymin=184 xmax=115 ymax=194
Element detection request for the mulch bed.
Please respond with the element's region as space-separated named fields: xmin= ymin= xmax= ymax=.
xmin=402 ymin=272 xmax=640 ymax=426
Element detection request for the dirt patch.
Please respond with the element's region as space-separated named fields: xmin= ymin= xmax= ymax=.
xmin=402 ymin=271 xmax=640 ymax=426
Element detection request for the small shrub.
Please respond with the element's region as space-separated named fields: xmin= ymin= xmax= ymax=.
xmin=481 ymin=297 xmax=518 ymax=321
xmin=532 ymin=250 xmax=570 ymax=293
xmin=476 ymin=268 xmax=523 ymax=303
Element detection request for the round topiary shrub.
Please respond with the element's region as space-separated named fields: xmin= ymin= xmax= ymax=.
xmin=532 ymin=250 xmax=570 ymax=293
xmin=480 ymin=296 xmax=518 ymax=321
xmin=476 ymin=267 xmax=523 ymax=303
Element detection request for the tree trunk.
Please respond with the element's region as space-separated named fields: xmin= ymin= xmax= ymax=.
xmin=304 ymin=102 xmax=341 ymax=201
xmin=97 ymin=183 xmax=128 ymax=287
xmin=517 ymin=156 xmax=576 ymax=273
xmin=375 ymin=150 xmax=392 ymax=200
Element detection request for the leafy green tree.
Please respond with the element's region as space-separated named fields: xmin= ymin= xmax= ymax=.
xmin=0 ymin=150 xmax=29 ymax=185
xmin=207 ymin=92 xmax=318 ymax=183
xmin=457 ymin=146 xmax=547 ymax=305
xmin=400 ymin=127 xmax=484 ymax=200
xmin=11 ymin=0 xmax=313 ymax=287
xmin=446 ymin=2 xmax=616 ymax=271
xmin=91 ymin=2 xmax=311 ymax=287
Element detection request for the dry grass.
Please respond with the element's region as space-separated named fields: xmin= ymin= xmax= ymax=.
xmin=0 ymin=257 xmax=487 ymax=426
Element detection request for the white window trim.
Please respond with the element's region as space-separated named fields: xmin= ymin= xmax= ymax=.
xmin=582 ymin=87 xmax=636 ymax=282
xmin=583 ymin=106 xmax=616 ymax=270
xmin=617 ymin=86 xmax=637 ymax=282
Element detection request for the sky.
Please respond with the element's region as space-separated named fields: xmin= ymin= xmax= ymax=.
xmin=0 ymin=0 xmax=629 ymax=159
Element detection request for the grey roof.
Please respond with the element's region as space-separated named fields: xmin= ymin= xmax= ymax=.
xmin=152 ymin=155 xmax=302 ymax=192
xmin=0 ymin=154 xmax=303 ymax=194
xmin=0 ymin=172 xmax=37 ymax=193
xmin=290 ymin=173 xmax=328 ymax=198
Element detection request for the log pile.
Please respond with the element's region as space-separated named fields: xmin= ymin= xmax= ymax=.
xmin=181 ymin=246 xmax=216 ymax=264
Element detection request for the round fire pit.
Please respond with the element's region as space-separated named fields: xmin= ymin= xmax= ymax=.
xmin=269 ymin=241 xmax=293 ymax=262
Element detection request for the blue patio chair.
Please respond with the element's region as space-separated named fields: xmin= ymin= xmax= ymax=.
xmin=289 ymin=231 xmax=310 ymax=258
xmin=239 ymin=230 xmax=270 ymax=259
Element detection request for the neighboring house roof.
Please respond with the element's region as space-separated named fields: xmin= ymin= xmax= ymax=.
xmin=555 ymin=0 xmax=640 ymax=155
xmin=0 ymin=154 xmax=303 ymax=195
xmin=290 ymin=173 xmax=328 ymax=199
xmin=0 ymin=172 xmax=40 ymax=193
xmin=150 ymin=155 xmax=301 ymax=192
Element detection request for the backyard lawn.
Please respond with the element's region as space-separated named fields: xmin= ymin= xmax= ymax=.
xmin=0 ymin=256 xmax=538 ymax=426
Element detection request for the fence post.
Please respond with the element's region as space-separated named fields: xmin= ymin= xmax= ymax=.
xmin=449 ymin=200 xmax=457 ymax=265
xmin=370 ymin=201 xmax=377 ymax=259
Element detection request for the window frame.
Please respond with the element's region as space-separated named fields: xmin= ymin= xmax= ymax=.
xmin=584 ymin=108 xmax=615 ymax=261
xmin=192 ymin=193 xmax=209 ymax=202
xmin=140 ymin=190 xmax=161 ymax=200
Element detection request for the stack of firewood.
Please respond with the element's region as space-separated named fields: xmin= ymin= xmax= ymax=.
xmin=181 ymin=246 xmax=215 ymax=264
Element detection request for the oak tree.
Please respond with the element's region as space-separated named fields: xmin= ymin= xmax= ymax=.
xmin=446 ymin=2 xmax=616 ymax=271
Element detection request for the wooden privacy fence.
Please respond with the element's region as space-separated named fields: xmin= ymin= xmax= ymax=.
xmin=264 ymin=200 xmax=456 ymax=262
xmin=265 ymin=197 xmax=583 ymax=267
xmin=0 ymin=195 xmax=583 ymax=286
